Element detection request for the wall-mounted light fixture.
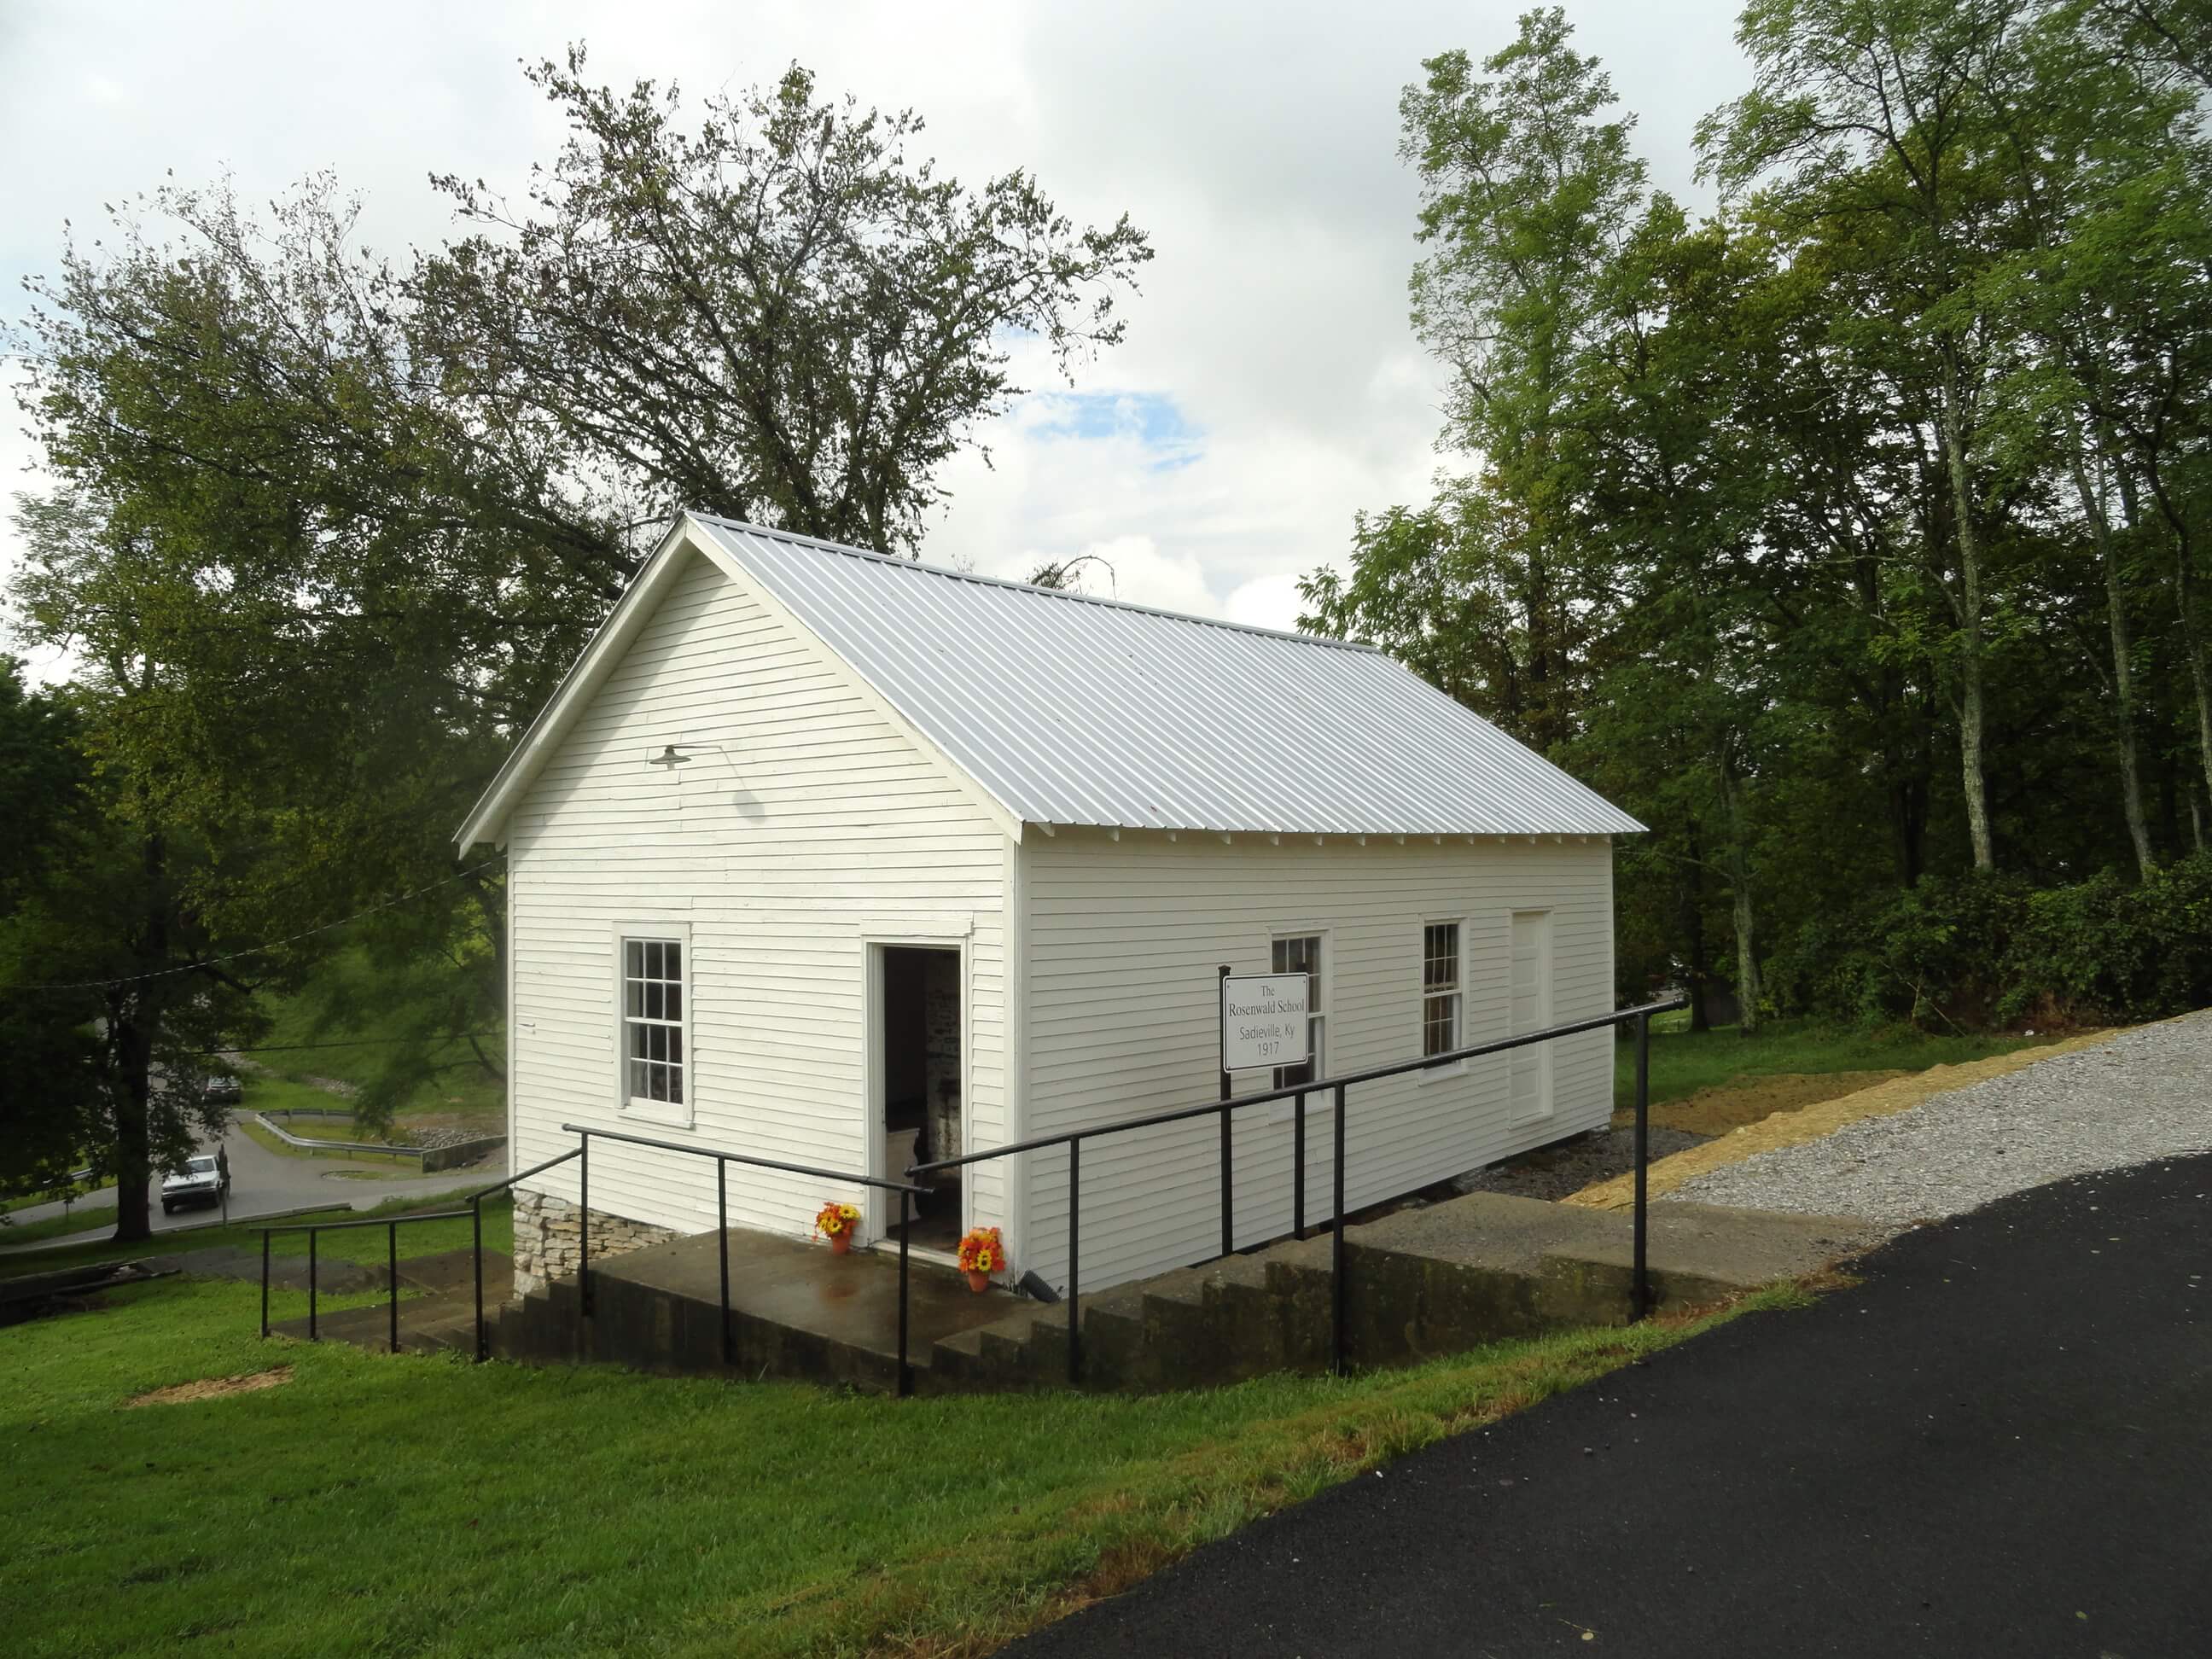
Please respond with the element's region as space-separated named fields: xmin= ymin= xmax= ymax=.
xmin=648 ymin=744 xmax=693 ymax=770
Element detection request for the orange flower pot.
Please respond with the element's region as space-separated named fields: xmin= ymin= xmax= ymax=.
xmin=964 ymin=1269 xmax=991 ymax=1294
xmin=830 ymin=1231 xmax=853 ymax=1255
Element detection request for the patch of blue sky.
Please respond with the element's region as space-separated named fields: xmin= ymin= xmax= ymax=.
xmin=1026 ymin=390 xmax=1204 ymax=472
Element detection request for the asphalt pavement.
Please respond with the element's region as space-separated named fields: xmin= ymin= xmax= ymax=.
xmin=1008 ymin=1153 xmax=2212 ymax=1658
xmin=2 ymin=1115 xmax=504 ymax=1252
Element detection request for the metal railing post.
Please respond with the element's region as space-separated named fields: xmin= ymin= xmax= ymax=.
xmin=717 ymin=1156 xmax=731 ymax=1369
xmin=259 ymin=1231 xmax=270 ymax=1338
xmin=387 ymin=1221 xmax=399 ymax=1355
xmin=308 ymin=1229 xmax=318 ymax=1341
xmin=578 ymin=1131 xmax=592 ymax=1318
xmin=472 ymin=1198 xmax=486 ymax=1363
xmin=1067 ymin=1138 xmax=1081 ymax=1386
xmin=1633 ymin=1010 xmax=1652 ymax=1321
xmin=1219 ymin=1103 xmax=1234 ymax=1258
xmin=896 ymin=1188 xmax=913 ymax=1398
xmin=1294 ymin=1091 xmax=1307 ymax=1238
xmin=1331 ymin=1082 xmax=1348 ymax=1377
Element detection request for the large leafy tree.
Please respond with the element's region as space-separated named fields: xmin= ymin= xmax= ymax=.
xmin=12 ymin=50 xmax=1149 ymax=1132
xmin=0 ymin=658 xmax=102 ymax=1209
xmin=1306 ymin=8 xmax=1647 ymax=756
xmin=410 ymin=49 xmax=1152 ymax=562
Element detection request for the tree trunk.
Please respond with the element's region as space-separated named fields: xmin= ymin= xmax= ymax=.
xmin=1940 ymin=363 xmax=1997 ymax=871
xmin=110 ymin=829 xmax=171 ymax=1244
xmin=1717 ymin=751 xmax=1762 ymax=1036
xmin=2069 ymin=429 xmax=2156 ymax=876
xmin=1680 ymin=823 xmax=1711 ymax=1033
xmin=110 ymin=999 xmax=155 ymax=1243
xmin=2180 ymin=550 xmax=2212 ymax=805
xmin=2141 ymin=459 xmax=2212 ymax=802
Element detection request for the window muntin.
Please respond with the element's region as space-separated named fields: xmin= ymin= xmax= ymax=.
xmin=1272 ymin=934 xmax=1324 ymax=1089
xmin=622 ymin=936 xmax=685 ymax=1107
xmin=1423 ymin=922 xmax=1463 ymax=1057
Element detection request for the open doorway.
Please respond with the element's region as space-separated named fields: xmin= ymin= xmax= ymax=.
xmin=878 ymin=945 xmax=963 ymax=1254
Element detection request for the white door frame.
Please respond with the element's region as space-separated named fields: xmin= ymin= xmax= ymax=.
xmin=1508 ymin=908 xmax=1555 ymax=1125
xmin=859 ymin=920 xmax=971 ymax=1255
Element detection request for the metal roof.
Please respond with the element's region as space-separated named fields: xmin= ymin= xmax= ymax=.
xmin=689 ymin=515 xmax=1644 ymax=838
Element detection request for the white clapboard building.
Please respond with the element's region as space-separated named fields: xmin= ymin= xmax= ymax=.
xmin=457 ymin=513 xmax=1644 ymax=1295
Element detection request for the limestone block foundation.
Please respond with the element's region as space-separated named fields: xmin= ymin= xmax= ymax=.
xmin=511 ymin=1190 xmax=678 ymax=1297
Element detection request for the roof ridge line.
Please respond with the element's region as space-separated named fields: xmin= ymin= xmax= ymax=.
xmin=684 ymin=512 xmax=1382 ymax=655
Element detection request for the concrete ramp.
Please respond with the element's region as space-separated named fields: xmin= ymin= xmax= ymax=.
xmin=472 ymin=1190 xmax=1877 ymax=1395
xmin=931 ymin=1190 xmax=1878 ymax=1393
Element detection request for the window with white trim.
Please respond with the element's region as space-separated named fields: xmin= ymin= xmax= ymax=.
xmin=1272 ymin=934 xmax=1324 ymax=1089
xmin=621 ymin=936 xmax=686 ymax=1108
xmin=1423 ymin=922 xmax=1463 ymax=1057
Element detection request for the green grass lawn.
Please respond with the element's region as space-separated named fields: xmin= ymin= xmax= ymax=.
xmin=235 ymin=1076 xmax=422 ymax=1170
xmin=0 ymin=1190 xmax=513 ymax=1282
xmin=5 ymin=1178 xmax=96 ymax=1214
xmin=2 ymin=1213 xmax=1813 ymax=1657
xmin=251 ymin=953 xmax=504 ymax=1133
xmin=0 ymin=1203 xmax=121 ymax=1248
xmin=1615 ymin=1016 xmax=2054 ymax=1110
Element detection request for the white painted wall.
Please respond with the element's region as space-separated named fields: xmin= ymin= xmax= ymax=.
xmin=505 ymin=544 xmax=1011 ymax=1246
xmin=1015 ymin=832 xmax=1616 ymax=1290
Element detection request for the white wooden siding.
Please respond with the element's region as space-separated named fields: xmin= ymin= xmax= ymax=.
xmin=1016 ymin=833 xmax=1615 ymax=1289
xmin=507 ymin=547 xmax=1010 ymax=1245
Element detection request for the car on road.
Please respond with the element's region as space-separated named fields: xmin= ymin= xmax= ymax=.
xmin=202 ymin=1073 xmax=242 ymax=1105
xmin=160 ymin=1152 xmax=230 ymax=1215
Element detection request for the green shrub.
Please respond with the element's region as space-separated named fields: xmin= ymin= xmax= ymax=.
xmin=1767 ymin=854 xmax=2212 ymax=1030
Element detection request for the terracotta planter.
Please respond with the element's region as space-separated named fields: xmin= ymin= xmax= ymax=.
xmin=830 ymin=1231 xmax=853 ymax=1255
xmin=964 ymin=1269 xmax=991 ymax=1294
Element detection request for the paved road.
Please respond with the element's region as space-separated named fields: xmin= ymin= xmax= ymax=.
xmin=2 ymin=1115 xmax=504 ymax=1252
xmin=1010 ymin=1153 xmax=2212 ymax=1658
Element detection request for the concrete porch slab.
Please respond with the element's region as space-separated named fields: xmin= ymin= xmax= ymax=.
xmin=589 ymin=1225 xmax=1018 ymax=1362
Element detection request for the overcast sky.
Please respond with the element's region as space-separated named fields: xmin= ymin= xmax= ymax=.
xmin=0 ymin=1 xmax=1746 ymax=651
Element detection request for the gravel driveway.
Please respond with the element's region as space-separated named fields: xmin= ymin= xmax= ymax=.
xmin=1672 ymin=1008 xmax=2212 ymax=1225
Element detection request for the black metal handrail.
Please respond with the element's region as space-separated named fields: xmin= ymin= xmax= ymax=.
xmin=252 ymin=1149 xmax=579 ymax=1364
xmin=251 ymin=1001 xmax=1684 ymax=1400
xmin=557 ymin=1121 xmax=932 ymax=1395
xmin=910 ymin=996 xmax=1687 ymax=1385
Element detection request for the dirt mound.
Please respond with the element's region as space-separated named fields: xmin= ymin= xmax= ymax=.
xmin=1615 ymin=1071 xmax=1909 ymax=1138
xmin=124 ymin=1365 xmax=293 ymax=1408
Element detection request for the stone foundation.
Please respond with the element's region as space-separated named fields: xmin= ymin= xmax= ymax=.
xmin=511 ymin=1190 xmax=678 ymax=1297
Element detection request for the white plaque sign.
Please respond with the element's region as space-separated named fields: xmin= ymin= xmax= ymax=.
xmin=1220 ymin=973 xmax=1311 ymax=1072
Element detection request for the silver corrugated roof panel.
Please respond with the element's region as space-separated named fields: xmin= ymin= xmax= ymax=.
xmin=688 ymin=514 xmax=1644 ymax=838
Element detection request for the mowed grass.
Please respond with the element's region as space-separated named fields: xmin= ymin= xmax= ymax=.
xmin=252 ymin=952 xmax=504 ymax=1133
xmin=1615 ymin=1016 xmax=2054 ymax=1110
xmin=0 ymin=1190 xmax=513 ymax=1281
xmin=1 ymin=1225 xmax=1808 ymax=1658
xmin=1 ymin=1203 xmax=122 ymax=1247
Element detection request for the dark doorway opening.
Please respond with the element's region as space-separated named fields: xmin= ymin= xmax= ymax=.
xmin=881 ymin=946 xmax=962 ymax=1253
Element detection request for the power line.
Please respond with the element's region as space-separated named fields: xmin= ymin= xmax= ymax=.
xmin=197 ymin=1033 xmax=498 ymax=1055
xmin=1 ymin=859 xmax=501 ymax=993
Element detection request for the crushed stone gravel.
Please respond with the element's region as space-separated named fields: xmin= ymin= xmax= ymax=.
xmin=1669 ymin=1009 xmax=2212 ymax=1225
xmin=1453 ymin=1125 xmax=1712 ymax=1203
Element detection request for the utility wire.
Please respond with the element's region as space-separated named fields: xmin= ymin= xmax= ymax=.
xmin=1 ymin=859 xmax=500 ymax=993
xmin=197 ymin=1033 xmax=498 ymax=1055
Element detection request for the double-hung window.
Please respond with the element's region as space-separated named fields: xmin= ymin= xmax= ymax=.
xmin=1423 ymin=922 xmax=1463 ymax=1057
xmin=1272 ymin=934 xmax=1324 ymax=1089
xmin=620 ymin=935 xmax=686 ymax=1115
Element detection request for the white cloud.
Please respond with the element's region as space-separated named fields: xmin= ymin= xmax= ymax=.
xmin=0 ymin=0 xmax=1748 ymax=676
